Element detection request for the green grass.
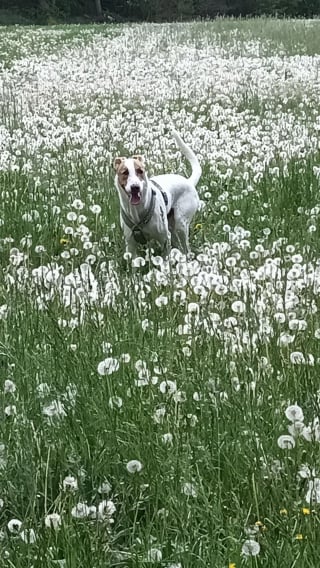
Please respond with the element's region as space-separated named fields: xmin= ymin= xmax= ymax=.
xmin=0 ymin=18 xmax=320 ymax=568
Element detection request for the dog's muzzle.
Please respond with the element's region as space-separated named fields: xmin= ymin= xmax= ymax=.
xmin=129 ymin=185 xmax=141 ymax=205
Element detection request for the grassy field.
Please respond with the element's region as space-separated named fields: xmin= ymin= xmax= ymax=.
xmin=0 ymin=17 xmax=320 ymax=568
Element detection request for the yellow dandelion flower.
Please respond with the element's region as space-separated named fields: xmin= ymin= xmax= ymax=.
xmin=295 ymin=533 xmax=304 ymax=540
xmin=302 ymin=507 xmax=310 ymax=515
xmin=229 ymin=563 xmax=236 ymax=568
xmin=195 ymin=223 xmax=203 ymax=230
xmin=255 ymin=520 xmax=267 ymax=531
xmin=280 ymin=508 xmax=288 ymax=515
xmin=60 ymin=237 xmax=70 ymax=245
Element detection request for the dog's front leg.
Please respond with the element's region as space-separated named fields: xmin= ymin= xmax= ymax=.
xmin=162 ymin=232 xmax=171 ymax=259
xmin=125 ymin=236 xmax=138 ymax=259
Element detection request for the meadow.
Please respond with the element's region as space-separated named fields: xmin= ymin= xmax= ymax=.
xmin=0 ymin=17 xmax=320 ymax=567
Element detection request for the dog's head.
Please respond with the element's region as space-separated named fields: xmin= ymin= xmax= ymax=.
xmin=114 ymin=155 xmax=146 ymax=206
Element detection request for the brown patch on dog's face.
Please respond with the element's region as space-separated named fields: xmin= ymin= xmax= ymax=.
xmin=116 ymin=159 xmax=130 ymax=189
xmin=132 ymin=157 xmax=145 ymax=180
xmin=114 ymin=156 xmax=126 ymax=170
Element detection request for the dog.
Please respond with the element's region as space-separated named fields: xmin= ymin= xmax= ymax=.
xmin=113 ymin=129 xmax=201 ymax=258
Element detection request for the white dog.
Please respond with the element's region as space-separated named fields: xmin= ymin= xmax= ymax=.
xmin=114 ymin=129 xmax=201 ymax=257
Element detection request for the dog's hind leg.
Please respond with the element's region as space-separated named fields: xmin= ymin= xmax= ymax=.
xmin=125 ymin=236 xmax=138 ymax=259
xmin=162 ymin=233 xmax=171 ymax=258
xmin=171 ymin=221 xmax=190 ymax=254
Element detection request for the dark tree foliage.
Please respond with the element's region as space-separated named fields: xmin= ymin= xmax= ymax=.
xmin=0 ymin=0 xmax=319 ymax=22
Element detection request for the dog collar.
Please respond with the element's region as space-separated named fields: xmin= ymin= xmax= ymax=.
xmin=150 ymin=178 xmax=168 ymax=207
xmin=121 ymin=189 xmax=156 ymax=244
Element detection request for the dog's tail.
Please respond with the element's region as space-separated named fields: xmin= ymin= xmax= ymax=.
xmin=171 ymin=129 xmax=202 ymax=187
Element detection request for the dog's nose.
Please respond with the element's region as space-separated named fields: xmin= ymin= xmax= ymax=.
xmin=130 ymin=184 xmax=140 ymax=191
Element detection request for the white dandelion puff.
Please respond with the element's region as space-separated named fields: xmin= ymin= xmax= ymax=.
xmin=98 ymin=480 xmax=112 ymax=494
xmin=71 ymin=502 xmax=90 ymax=519
xmin=20 ymin=528 xmax=37 ymax=544
xmin=62 ymin=476 xmax=78 ymax=492
xmin=97 ymin=357 xmax=119 ymax=376
xmin=182 ymin=482 xmax=197 ymax=497
xmin=159 ymin=380 xmax=177 ymax=395
xmin=126 ymin=460 xmax=143 ymax=473
xmin=285 ymin=404 xmax=304 ymax=423
xmin=277 ymin=434 xmax=295 ymax=449
xmin=161 ymin=433 xmax=173 ymax=445
xmin=97 ymin=499 xmax=116 ymax=519
xmin=146 ymin=548 xmax=162 ymax=562
xmin=305 ymin=478 xmax=320 ymax=504
xmin=241 ymin=539 xmax=260 ymax=557
xmin=288 ymin=421 xmax=305 ymax=437
xmin=42 ymin=400 xmax=66 ymax=419
xmin=8 ymin=519 xmax=22 ymax=533
xmin=290 ymin=351 xmax=306 ymax=365
xmin=4 ymin=380 xmax=16 ymax=394
xmin=231 ymin=300 xmax=246 ymax=314
xmin=45 ymin=513 xmax=62 ymax=529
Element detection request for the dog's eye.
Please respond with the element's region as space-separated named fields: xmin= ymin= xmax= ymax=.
xmin=121 ymin=169 xmax=129 ymax=176
xmin=136 ymin=168 xmax=143 ymax=175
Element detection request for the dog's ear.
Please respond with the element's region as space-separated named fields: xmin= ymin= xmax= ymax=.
xmin=114 ymin=157 xmax=125 ymax=170
xmin=132 ymin=155 xmax=145 ymax=166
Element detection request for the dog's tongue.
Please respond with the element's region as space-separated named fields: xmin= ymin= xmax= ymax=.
xmin=130 ymin=192 xmax=141 ymax=205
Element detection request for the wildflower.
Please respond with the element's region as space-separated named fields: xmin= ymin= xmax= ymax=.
xmin=146 ymin=548 xmax=162 ymax=562
xmin=298 ymin=465 xmax=312 ymax=479
xmin=132 ymin=257 xmax=145 ymax=268
xmin=20 ymin=528 xmax=36 ymax=544
xmin=120 ymin=353 xmax=130 ymax=363
xmin=90 ymin=204 xmax=101 ymax=215
xmin=97 ymin=480 xmax=112 ymax=494
xmin=231 ymin=300 xmax=245 ymax=314
xmin=37 ymin=382 xmax=50 ymax=397
xmin=161 ymin=433 xmax=173 ymax=445
xmin=4 ymin=380 xmax=16 ymax=394
xmin=159 ymin=380 xmax=177 ymax=395
xmin=62 ymin=476 xmax=78 ymax=492
xmin=109 ymin=396 xmax=123 ymax=409
xmin=153 ymin=407 xmax=166 ymax=423
xmin=126 ymin=460 xmax=143 ymax=473
xmin=42 ymin=400 xmax=66 ymax=419
xmin=45 ymin=513 xmax=62 ymax=529
xmin=277 ymin=434 xmax=295 ymax=449
xmin=255 ymin=520 xmax=267 ymax=531
xmin=181 ymin=482 xmax=197 ymax=497
xmin=302 ymin=420 xmax=320 ymax=442
xmin=155 ymin=295 xmax=168 ymax=307
xmin=97 ymin=357 xmax=119 ymax=376
xmin=4 ymin=405 xmax=16 ymax=416
xmin=302 ymin=507 xmax=310 ymax=515
xmin=241 ymin=539 xmax=260 ymax=556
xmin=305 ymin=478 xmax=320 ymax=504
xmin=295 ymin=533 xmax=304 ymax=540
xmin=229 ymin=564 xmax=236 ymax=568
xmin=285 ymin=404 xmax=304 ymax=423
xmin=195 ymin=223 xmax=202 ymax=230
xmin=278 ymin=333 xmax=295 ymax=346
xmin=97 ymin=499 xmax=116 ymax=520
xmin=101 ymin=342 xmax=112 ymax=354
xmin=71 ymin=199 xmax=84 ymax=210
xmin=290 ymin=351 xmax=306 ymax=365
xmin=66 ymin=212 xmax=77 ymax=222
xmin=60 ymin=238 xmax=70 ymax=245
xmin=280 ymin=508 xmax=288 ymax=515
xmin=288 ymin=421 xmax=305 ymax=437
xmin=71 ymin=502 xmax=90 ymax=519
xmin=7 ymin=519 xmax=22 ymax=533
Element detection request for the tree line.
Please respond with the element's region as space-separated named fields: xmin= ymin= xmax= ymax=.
xmin=1 ymin=0 xmax=320 ymax=23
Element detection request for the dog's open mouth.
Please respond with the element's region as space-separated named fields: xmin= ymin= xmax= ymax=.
xmin=130 ymin=187 xmax=141 ymax=205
